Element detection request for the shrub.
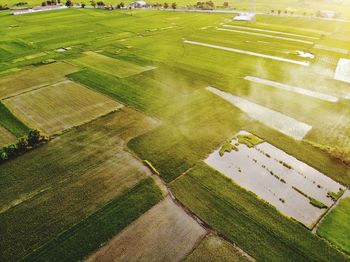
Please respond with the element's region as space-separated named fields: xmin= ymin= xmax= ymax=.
xmin=0 ymin=129 xmax=48 ymax=164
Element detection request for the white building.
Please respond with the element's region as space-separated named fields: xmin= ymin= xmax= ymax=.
xmin=127 ymin=1 xmax=148 ymax=8
xmin=233 ymin=13 xmax=256 ymax=21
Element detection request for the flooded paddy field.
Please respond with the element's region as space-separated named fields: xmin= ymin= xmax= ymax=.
xmin=205 ymin=131 xmax=345 ymax=228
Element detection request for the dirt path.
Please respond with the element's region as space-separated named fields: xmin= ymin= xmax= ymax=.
xmin=184 ymin=40 xmax=310 ymax=66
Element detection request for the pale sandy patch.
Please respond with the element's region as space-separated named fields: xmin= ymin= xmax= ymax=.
xmin=207 ymin=86 xmax=312 ymax=140
xmin=86 ymin=197 xmax=206 ymax=262
xmin=184 ymin=40 xmax=309 ymax=66
xmin=334 ymin=58 xmax=350 ymax=83
xmin=314 ymin=44 xmax=349 ymax=55
xmin=217 ymin=28 xmax=314 ymax=45
xmin=223 ymin=24 xmax=319 ymax=40
xmin=245 ymin=76 xmax=338 ymax=102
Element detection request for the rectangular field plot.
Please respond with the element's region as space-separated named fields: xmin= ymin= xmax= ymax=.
xmin=318 ymin=193 xmax=350 ymax=254
xmin=207 ymin=86 xmax=312 ymax=140
xmin=0 ymin=126 xmax=15 ymax=146
xmin=87 ymin=197 xmax=206 ymax=262
xmin=0 ymin=62 xmax=78 ymax=99
xmin=245 ymin=76 xmax=339 ymax=102
xmin=3 ymin=80 xmax=122 ymax=135
xmin=205 ymin=131 xmax=345 ymax=228
xmin=73 ymin=51 xmax=156 ymax=78
xmin=335 ymin=58 xmax=350 ymax=83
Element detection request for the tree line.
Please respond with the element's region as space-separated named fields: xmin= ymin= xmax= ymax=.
xmin=0 ymin=129 xmax=48 ymax=163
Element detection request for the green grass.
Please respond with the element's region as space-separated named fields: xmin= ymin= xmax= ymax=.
xmin=171 ymin=163 xmax=348 ymax=261
xmin=0 ymin=102 xmax=29 ymax=137
xmin=23 ymin=177 xmax=163 ymax=262
xmin=318 ymin=197 xmax=350 ymax=254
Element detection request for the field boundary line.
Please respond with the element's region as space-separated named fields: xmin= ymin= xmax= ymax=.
xmin=184 ymin=40 xmax=310 ymax=66
xmin=217 ymin=28 xmax=314 ymax=45
xmin=312 ymin=189 xmax=350 ymax=234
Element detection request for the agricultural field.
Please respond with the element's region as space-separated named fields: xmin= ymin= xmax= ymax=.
xmin=185 ymin=234 xmax=253 ymax=262
xmin=0 ymin=108 xmax=160 ymax=261
xmin=0 ymin=125 xmax=16 ymax=146
xmin=0 ymin=4 xmax=350 ymax=262
xmin=318 ymin=193 xmax=350 ymax=254
xmin=3 ymin=79 xmax=122 ymax=135
xmin=87 ymin=197 xmax=206 ymax=262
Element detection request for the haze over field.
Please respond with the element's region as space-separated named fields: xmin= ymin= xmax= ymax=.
xmin=0 ymin=1 xmax=349 ymax=261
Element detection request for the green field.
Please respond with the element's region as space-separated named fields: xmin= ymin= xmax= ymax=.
xmin=0 ymin=108 xmax=158 ymax=261
xmin=23 ymin=177 xmax=163 ymax=262
xmin=1 ymin=6 xmax=350 ymax=262
xmin=171 ymin=163 xmax=348 ymax=261
xmin=318 ymin=196 xmax=350 ymax=254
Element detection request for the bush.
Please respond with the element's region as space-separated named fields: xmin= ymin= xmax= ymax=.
xmin=0 ymin=129 xmax=48 ymax=164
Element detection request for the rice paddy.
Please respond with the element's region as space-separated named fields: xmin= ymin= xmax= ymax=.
xmin=73 ymin=51 xmax=156 ymax=78
xmin=205 ymin=130 xmax=345 ymax=228
xmin=87 ymin=197 xmax=206 ymax=262
xmin=0 ymin=62 xmax=78 ymax=99
xmin=1 ymin=6 xmax=350 ymax=261
xmin=3 ymin=80 xmax=122 ymax=135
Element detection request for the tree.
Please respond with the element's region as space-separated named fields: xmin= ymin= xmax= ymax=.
xmin=91 ymin=0 xmax=96 ymax=7
xmin=16 ymin=137 xmax=28 ymax=154
xmin=120 ymin=2 xmax=124 ymax=7
xmin=28 ymin=129 xmax=41 ymax=147
xmin=4 ymin=144 xmax=17 ymax=158
xmin=271 ymin=9 xmax=274 ymax=13
xmin=278 ymin=9 xmax=281 ymax=15
xmin=171 ymin=2 xmax=176 ymax=9
xmin=42 ymin=1 xmax=47 ymax=5
xmin=96 ymin=0 xmax=104 ymax=6
xmin=223 ymin=1 xmax=228 ymax=8
xmin=0 ymin=151 xmax=8 ymax=161
xmin=65 ymin=0 xmax=72 ymax=6
xmin=81 ymin=3 xmax=85 ymax=7
xmin=163 ymin=2 xmax=168 ymax=8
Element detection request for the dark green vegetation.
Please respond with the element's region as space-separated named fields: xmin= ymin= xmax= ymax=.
xmin=0 ymin=129 xmax=47 ymax=162
xmin=0 ymin=108 xmax=157 ymax=261
xmin=318 ymin=197 xmax=350 ymax=254
xmin=219 ymin=141 xmax=238 ymax=156
xmin=23 ymin=177 xmax=163 ymax=262
xmin=236 ymin=133 xmax=263 ymax=148
xmin=327 ymin=188 xmax=345 ymax=201
xmin=171 ymin=163 xmax=348 ymax=261
xmin=0 ymin=102 xmax=29 ymax=137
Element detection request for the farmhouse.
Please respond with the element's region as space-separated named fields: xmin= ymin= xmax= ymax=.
xmin=127 ymin=1 xmax=149 ymax=8
xmin=233 ymin=12 xmax=256 ymax=21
